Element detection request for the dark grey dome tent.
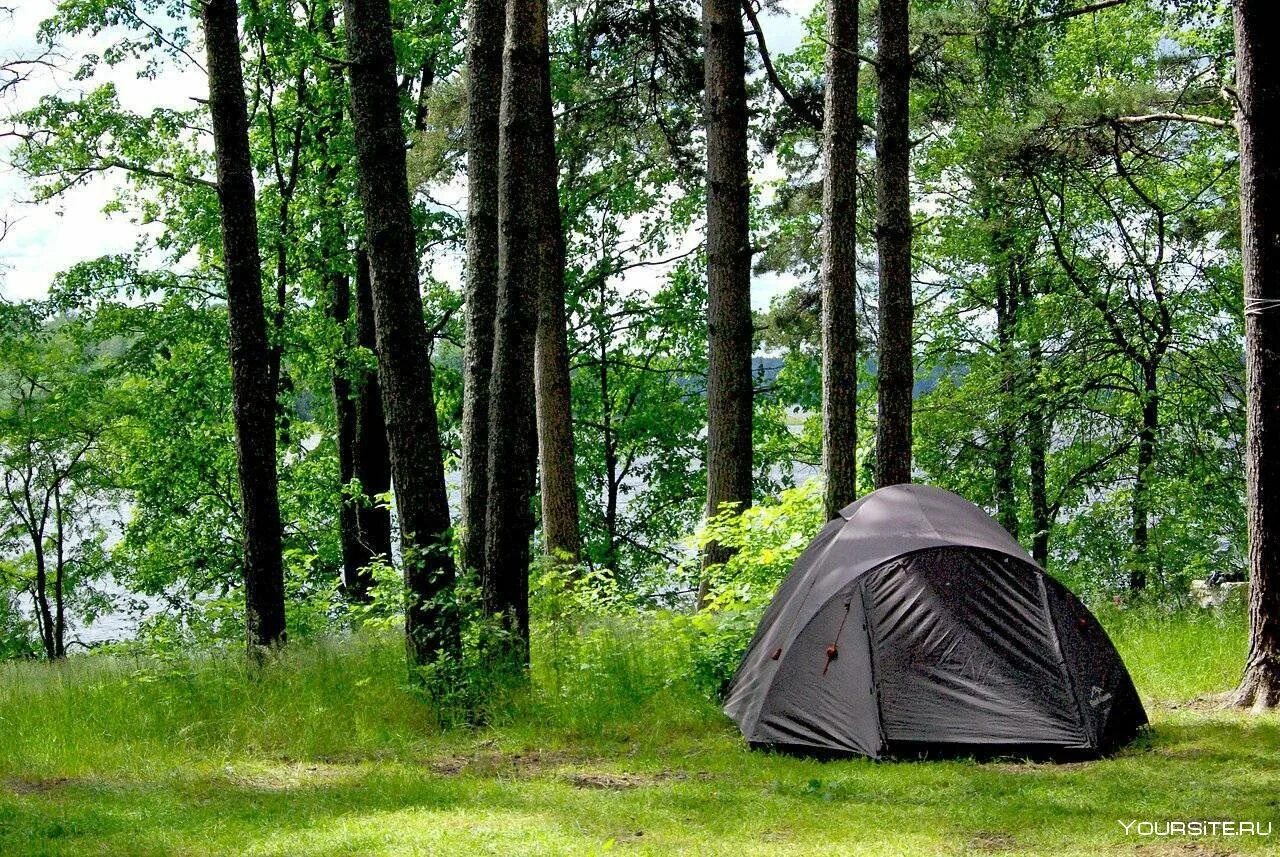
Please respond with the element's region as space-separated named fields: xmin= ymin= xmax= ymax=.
xmin=723 ymin=484 xmax=1146 ymax=759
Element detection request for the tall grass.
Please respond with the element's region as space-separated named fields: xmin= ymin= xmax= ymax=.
xmin=0 ymin=633 xmax=435 ymax=776
xmin=0 ymin=605 xmax=1251 ymax=782
xmin=1100 ymin=603 xmax=1249 ymax=702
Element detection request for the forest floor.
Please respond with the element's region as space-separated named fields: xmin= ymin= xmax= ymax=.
xmin=0 ymin=609 xmax=1277 ymax=856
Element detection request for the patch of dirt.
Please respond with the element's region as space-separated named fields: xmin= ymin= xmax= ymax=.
xmin=966 ymin=831 xmax=1017 ymax=852
xmin=1166 ymin=692 xmax=1236 ymax=713
xmin=3 ymin=776 xmax=71 ymax=794
xmin=426 ymin=748 xmax=588 ymax=778
xmin=565 ymin=772 xmax=651 ymax=790
xmin=1134 ymin=843 xmax=1238 ymax=857
xmin=424 ymin=746 xmax=712 ymax=791
xmin=221 ymin=762 xmax=356 ymax=792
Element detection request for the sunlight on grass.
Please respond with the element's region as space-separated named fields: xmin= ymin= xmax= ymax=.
xmin=1 ymin=609 xmax=1277 ymax=855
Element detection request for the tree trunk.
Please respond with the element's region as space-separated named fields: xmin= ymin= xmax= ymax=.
xmin=820 ymin=0 xmax=859 ymax=521
xmin=993 ymin=245 xmax=1019 ymax=540
xmin=202 ymin=0 xmax=287 ymax=653
xmin=352 ymin=249 xmax=394 ymax=576
xmin=1233 ymin=0 xmax=1280 ymax=711
xmin=699 ymin=0 xmax=754 ymax=604
xmin=530 ymin=3 xmax=581 ymax=567
xmin=873 ymin=0 xmax=912 ymax=489
xmin=343 ymin=0 xmax=458 ymax=666
xmin=329 ymin=263 xmax=376 ymax=599
xmin=535 ymin=242 xmax=582 ymax=565
xmin=313 ymin=40 xmax=385 ymax=599
xmin=459 ymin=0 xmax=504 ymax=576
xmin=53 ymin=485 xmax=65 ymax=659
xmin=31 ymin=536 xmax=55 ymax=660
xmin=1129 ymin=362 xmax=1158 ymax=591
xmin=1022 ymin=268 xmax=1050 ymax=568
xmin=599 ymin=303 xmax=620 ymax=572
xmin=483 ymin=0 xmax=553 ymax=654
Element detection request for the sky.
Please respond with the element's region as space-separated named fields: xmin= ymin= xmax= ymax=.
xmin=1 ymin=0 xmax=812 ymax=307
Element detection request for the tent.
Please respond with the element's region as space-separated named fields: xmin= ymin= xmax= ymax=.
xmin=723 ymin=484 xmax=1147 ymax=759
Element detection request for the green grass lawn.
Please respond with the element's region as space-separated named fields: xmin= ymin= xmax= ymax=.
xmin=1 ymin=609 xmax=1276 ymax=856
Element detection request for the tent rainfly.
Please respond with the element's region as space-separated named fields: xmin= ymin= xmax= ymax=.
xmin=723 ymin=484 xmax=1147 ymax=759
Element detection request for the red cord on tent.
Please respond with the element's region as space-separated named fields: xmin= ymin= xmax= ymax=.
xmin=823 ymin=602 xmax=852 ymax=676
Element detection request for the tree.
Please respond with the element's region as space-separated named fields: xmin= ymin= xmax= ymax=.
xmin=535 ymin=232 xmax=583 ymax=566
xmin=549 ymin=0 xmax=705 ymax=583
xmin=1233 ymin=0 xmax=1280 ymax=710
xmin=483 ymin=0 xmax=559 ymax=652
xmin=820 ymin=0 xmax=859 ymax=519
xmin=459 ymin=0 xmax=504 ymax=576
xmin=202 ymin=0 xmax=287 ymax=652
xmin=343 ymin=0 xmax=458 ymax=666
xmin=525 ymin=3 xmax=581 ymax=568
xmin=873 ymin=0 xmax=912 ymax=489
xmin=0 ymin=308 xmax=116 ymax=660
xmin=700 ymin=0 xmax=753 ymax=601
xmin=330 ymin=250 xmax=394 ymax=599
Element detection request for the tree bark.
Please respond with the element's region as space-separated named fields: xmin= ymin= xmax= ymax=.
xmin=202 ymin=0 xmax=287 ymax=653
xmin=699 ymin=0 xmax=754 ymax=603
xmin=1022 ymin=268 xmax=1050 ymax=567
xmin=31 ymin=536 xmax=55 ymax=660
xmin=483 ymin=0 xmax=554 ymax=653
xmin=329 ymin=253 xmax=393 ymax=600
xmin=327 ymin=260 xmax=364 ymax=597
xmin=1130 ymin=362 xmax=1158 ymax=591
xmin=459 ymin=0 xmax=504 ymax=577
xmin=535 ymin=237 xmax=582 ymax=565
xmin=1232 ymin=0 xmax=1280 ymax=711
xmin=53 ymin=484 xmax=65 ymax=659
xmin=599 ymin=294 xmax=620 ymax=572
xmin=528 ymin=0 xmax=581 ymax=566
xmin=993 ymin=244 xmax=1019 ymax=540
xmin=343 ymin=0 xmax=458 ymax=666
xmin=873 ymin=0 xmax=913 ymax=489
xmin=352 ymin=249 xmax=395 ymax=577
xmin=820 ymin=0 xmax=859 ymax=521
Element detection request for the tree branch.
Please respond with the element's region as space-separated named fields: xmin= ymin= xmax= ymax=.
xmin=1115 ymin=112 xmax=1233 ymax=130
xmin=741 ymin=0 xmax=821 ymax=131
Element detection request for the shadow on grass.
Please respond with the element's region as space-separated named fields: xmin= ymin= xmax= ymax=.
xmin=2 ymin=713 xmax=1278 ymax=856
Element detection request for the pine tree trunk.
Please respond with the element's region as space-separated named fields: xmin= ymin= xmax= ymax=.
xmin=460 ymin=0 xmax=503 ymax=576
xmin=873 ymin=0 xmax=913 ymax=489
xmin=1232 ymin=0 xmax=1280 ymax=711
xmin=329 ymin=265 xmax=365 ymax=594
xmin=330 ymin=254 xmax=393 ymax=600
xmin=535 ymin=243 xmax=582 ymax=564
xmin=600 ymin=313 xmax=620 ymax=572
xmin=483 ymin=0 xmax=552 ymax=653
xmin=202 ymin=0 xmax=287 ymax=653
xmin=820 ymin=0 xmax=859 ymax=521
xmin=1022 ymin=270 xmax=1051 ymax=568
xmin=351 ymin=249 xmax=394 ymax=575
xmin=1130 ymin=363 xmax=1158 ymax=591
xmin=314 ymin=19 xmax=379 ymax=600
xmin=699 ymin=0 xmax=753 ymax=603
xmin=994 ymin=247 xmax=1019 ymax=540
xmin=343 ymin=0 xmax=458 ymax=666
xmin=528 ymin=0 xmax=580 ymax=566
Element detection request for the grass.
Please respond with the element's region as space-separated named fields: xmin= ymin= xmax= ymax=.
xmin=0 ymin=608 xmax=1277 ymax=856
